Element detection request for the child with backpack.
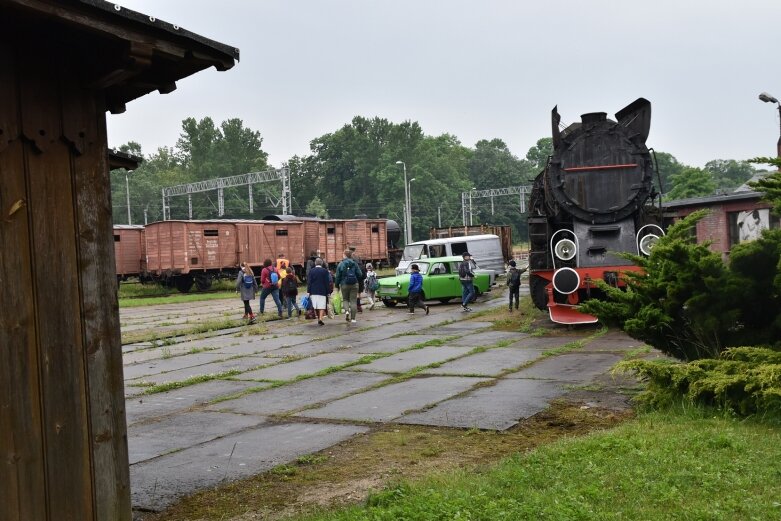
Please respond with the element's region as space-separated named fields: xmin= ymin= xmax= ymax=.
xmin=281 ymin=267 xmax=301 ymax=318
xmin=236 ymin=263 xmax=258 ymax=323
xmin=364 ymin=263 xmax=379 ymax=310
xmin=507 ymin=260 xmax=527 ymax=312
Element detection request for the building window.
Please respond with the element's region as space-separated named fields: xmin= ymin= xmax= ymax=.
xmin=728 ymin=209 xmax=776 ymax=245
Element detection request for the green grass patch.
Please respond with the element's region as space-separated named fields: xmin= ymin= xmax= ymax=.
xmin=118 ymin=281 xmax=238 ymax=308
xmin=297 ymin=404 xmax=781 ymax=520
xmin=141 ymin=369 xmax=243 ymax=394
xmin=121 ymin=318 xmax=249 ymax=345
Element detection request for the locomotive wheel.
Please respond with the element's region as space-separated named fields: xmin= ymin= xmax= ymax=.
xmin=174 ymin=275 xmax=194 ymax=293
xmin=194 ymin=275 xmax=212 ymax=291
xmin=530 ymin=275 xmax=549 ymax=310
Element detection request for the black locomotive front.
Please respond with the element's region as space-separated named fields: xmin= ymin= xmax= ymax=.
xmin=527 ymin=98 xmax=663 ymax=324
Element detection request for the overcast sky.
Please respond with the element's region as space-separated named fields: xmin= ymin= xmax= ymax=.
xmin=108 ymin=0 xmax=781 ymax=169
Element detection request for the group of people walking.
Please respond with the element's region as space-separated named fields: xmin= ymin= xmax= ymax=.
xmin=238 ymin=249 xmax=527 ymax=325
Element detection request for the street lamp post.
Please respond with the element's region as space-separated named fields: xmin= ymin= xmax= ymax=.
xmin=395 ymin=161 xmax=412 ymax=244
xmin=125 ymin=169 xmax=133 ymax=225
xmin=407 ymin=177 xmax=416 ymax=242
xmin=759 ymin=92 xmax=781 ymax=159
xmin=468 ymin=187 xmax=476 ymax=226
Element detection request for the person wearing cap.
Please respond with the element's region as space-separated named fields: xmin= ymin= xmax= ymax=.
xmin=506 ymin=260 xmax=527 ymax=312
xmin=458 ymin=252 xmax=476 ymax=312
xmin=406 ymin=264 xmax=429 ymax=315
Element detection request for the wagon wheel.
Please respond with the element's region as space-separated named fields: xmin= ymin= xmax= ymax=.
xmin=194 ymin=274 xmax=212 ymax=291
xmin=530 ymin=274 xmax=549 ymax=310
xmin=174 ymin=275 xmax=194 ymax=293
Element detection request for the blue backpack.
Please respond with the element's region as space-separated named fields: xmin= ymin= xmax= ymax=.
xmin=344 ymin=262 xmax=358 ymax=285
xmin=243 ymin=274 xmax=254 ymax=288
xmin=269 ymin=268 xmax=280 ymax=285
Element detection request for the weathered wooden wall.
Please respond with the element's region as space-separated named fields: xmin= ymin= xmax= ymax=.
xmin=0 ymin=28 xmax=131 ymax=521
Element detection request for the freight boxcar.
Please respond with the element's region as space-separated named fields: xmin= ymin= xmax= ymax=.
xmin=113 ymin=225 xmax=145 ymax=281
xmin=143 ymin=219 xmax=305 ymax=292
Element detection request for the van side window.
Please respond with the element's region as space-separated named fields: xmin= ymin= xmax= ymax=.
xmin=430 ymin=244 xmax=445 ymax=257
xmin=450 ymin=242 xmax=468 ymax=256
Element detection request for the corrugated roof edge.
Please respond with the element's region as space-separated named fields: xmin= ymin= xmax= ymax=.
xmin=79 ymin=0 xmax=240 ymax=61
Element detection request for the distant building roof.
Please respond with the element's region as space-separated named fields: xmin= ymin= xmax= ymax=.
xmin=662 ymin=191 xmax=762 ymax=210
xmin=734 ymin=172 xmax=769 ymax=192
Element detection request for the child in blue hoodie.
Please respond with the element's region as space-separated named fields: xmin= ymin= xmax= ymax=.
xmin=407 ymin=264 xmax=429 ymax=315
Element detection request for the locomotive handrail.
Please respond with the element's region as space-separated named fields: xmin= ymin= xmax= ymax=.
xmin=550 ymin=228 xmax=579 ymax=269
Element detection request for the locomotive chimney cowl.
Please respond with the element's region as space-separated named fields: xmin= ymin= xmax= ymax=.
xmin=581 ymin=112 xmax=607 ymax=125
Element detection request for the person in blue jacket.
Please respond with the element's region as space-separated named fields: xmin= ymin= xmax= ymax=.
xmin=407 ymin=264 xmax=429 ymax=315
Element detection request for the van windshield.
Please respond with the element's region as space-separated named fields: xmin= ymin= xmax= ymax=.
xmin=402 ymin=244 xmax=425 ymax=260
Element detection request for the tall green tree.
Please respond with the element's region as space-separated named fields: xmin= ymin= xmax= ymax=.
xmin=666 ymin=167 xmax=716 ymax=200
xmin=525 ymin=137 xmax=552 ymax=172
xmin=704 ymin=159 xmax=757 ymax=191
xmin=652 ymin=151 xmax=686 ymax=195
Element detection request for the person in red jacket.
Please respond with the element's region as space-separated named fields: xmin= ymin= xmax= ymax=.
xmin=259 ymin=258 xmax=283 ymax=318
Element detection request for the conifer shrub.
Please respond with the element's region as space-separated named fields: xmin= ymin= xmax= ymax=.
xmin=617 ymin=348 xmax=781 ymax=415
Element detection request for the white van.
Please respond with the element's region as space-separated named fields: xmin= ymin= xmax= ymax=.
xmin=396 ymin=234 xmax=505 ymax=276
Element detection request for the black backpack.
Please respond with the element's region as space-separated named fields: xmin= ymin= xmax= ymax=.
xmin=508 ymin=268 xmax=521 ymax=288
xmin=459 ymin=261 xmax=471 ymax=279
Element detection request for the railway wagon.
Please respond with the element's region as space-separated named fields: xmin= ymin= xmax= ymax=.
xmin=317 ymin=219 xmax=388 ymax=265
xmin=113 ymin=225 xmax=145 ymax=280
xmin=144 ymin=219 xmax=305 ymax=292
xmin=527 ymin=98 xmax=664 ymax=324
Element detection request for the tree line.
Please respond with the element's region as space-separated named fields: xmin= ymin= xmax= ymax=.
xmin=111 ymin=115 xmax=767 ymax=244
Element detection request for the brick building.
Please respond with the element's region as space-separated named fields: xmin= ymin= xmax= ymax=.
xmin=662 ymin=190 xmax=779 ymax=259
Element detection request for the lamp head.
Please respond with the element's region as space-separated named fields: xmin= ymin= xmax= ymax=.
xmin=395 ymin=160 xmax=404 ymax=165
xmin=759 ymin=92 xmax=779 ymax=104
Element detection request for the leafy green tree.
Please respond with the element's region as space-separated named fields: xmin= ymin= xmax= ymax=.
xmin=305 ymin=196 xmax=328 ymax=218
xmin=525 ymin=137 xmax=552 ymax=172
xmin=652 ymin=151 xmax=686 ymax=195
xmin=704 ymin=159 xmax=757 ymax=191
xmin=666 ymin=167 xmax=716 ymax=200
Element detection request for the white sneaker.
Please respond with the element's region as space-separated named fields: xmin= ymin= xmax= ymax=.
xmin=351 ymin=319 xmax=357 ymax=323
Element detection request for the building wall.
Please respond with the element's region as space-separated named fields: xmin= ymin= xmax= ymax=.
xmin=0 ymin=31 xmax=130 ymax=521
xmin=664 ymin=197 xmax=777 ymax=260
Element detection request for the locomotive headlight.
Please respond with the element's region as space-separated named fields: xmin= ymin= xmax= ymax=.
xmin=554 ymin=239 xmax=577 ymax=261
xmin=639 ymin=234 xmax=660 ymax=256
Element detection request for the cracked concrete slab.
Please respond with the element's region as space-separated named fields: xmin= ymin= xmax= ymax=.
xmin=296 ymin=376 xmax=490 ymax=422
xmin=398 ymin=378 xmax=566 ymax=430
xmin=421 ymin=347 xmax=545 ymax=377
xmin=130 ymin=422 xmax=369 ymax=511
xmin=341 ymin=335 xmax=446 ymax=354
xmin=123 ymin=353 xmax=227 ymax=380
xmin=446 ymin=330 xmax=525 ymax=347
xmin=208 ymin=371 xmax=390 ymax=416
xmin=347 ymin=346 xmax=474 ymax=374
xmin=126 ymin=356 xmax=277 ymax=387
xmin=125 ymin=380 xmax=264 ymax=426
xmin=128 ymin=411 xmax=266 ymax=464
xmin=506 ymin=352 xmax=624 ymax=383
xmin=234 ymin=352 xmax=367 ymax=381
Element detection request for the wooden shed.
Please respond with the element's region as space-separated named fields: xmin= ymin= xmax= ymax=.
xmin=0 ymin=1 xmax=238 ymax=520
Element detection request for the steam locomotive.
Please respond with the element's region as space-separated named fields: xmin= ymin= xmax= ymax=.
xmin=527 ymin=98 xmax=664 ymax=324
